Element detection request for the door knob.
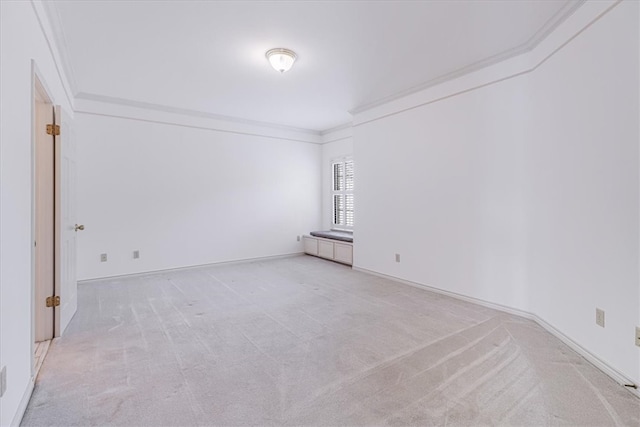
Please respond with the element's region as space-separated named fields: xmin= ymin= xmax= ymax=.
xmin=74 ymin=224 xmax=85 ymax=232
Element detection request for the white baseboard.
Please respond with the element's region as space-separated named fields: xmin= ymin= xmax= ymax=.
xmin=11 ymin=376 xmax=35 ymax=427
xmin=530 ymin=313 xmax=639 ymax=398
xmin=79 ymin=252 xmax=305 ymax=283
xmin=79 ymin=257 xmax=639 ymax=399
xmin=353 ymin=266 xmax=531 ymax=318
xmin=353 ymin=265 xmax=639 ymax=398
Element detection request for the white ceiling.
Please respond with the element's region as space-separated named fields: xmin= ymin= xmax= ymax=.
xmin=49 ymin=0 xmax=582 ymax=133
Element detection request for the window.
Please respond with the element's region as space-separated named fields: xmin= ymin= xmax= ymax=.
xmin=332 ymin=158 xmax=354 ymax=230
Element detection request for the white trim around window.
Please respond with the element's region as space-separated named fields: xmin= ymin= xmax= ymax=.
xmin=331 ymin=157 xmax=353 ymax=231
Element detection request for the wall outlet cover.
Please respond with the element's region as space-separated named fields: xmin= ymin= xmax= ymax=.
xmin=595 ymin=308 xmax=605 ymax=328
xmin=395 ymin=254 xmax=400 ymax=262
xmin=133 ymin=250 xmax=140 ymax=259
xmin=100 ymin=253 xmax=107 ymax=262
xmin=635 ymin=326 xmax=640 ymax=347
xmin=1 ymin=365 xmax=6 ymax=398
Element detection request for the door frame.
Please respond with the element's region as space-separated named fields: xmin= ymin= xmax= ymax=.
xmin=30 ymin=62 xmax=57 ymax=376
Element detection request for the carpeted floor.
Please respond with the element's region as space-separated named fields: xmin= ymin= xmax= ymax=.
xmin=22 ymin=255 xmax=639 ymax=426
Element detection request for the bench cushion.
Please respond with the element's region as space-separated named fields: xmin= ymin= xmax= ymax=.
xmin=310 ymin=230 xmax=353 ymax=243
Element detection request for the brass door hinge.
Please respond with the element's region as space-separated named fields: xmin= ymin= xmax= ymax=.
xmin=46 ymin=124 xmax=60 ymax=136
xmin=46 ymin=296 xmax=60 ymax=308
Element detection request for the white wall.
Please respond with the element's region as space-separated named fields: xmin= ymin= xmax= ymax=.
xmin=352 ymin=0 xmax=639 ymax=384
xmin=0 ymin=2 xmax=74 ymax=425
xmin=526 ymin=1 xmax=639 ymax=385
xmin=2 ymin=3 xmax=637 ymax=426
xmin=321 ymin=128 xmax=353 ymax=230
xmin=76 ymin=111 xmax=322 ymax=280
xmin=353 ymin=72 xmax=530 ymax=311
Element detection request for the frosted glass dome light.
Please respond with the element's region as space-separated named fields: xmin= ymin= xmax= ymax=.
xmin=266 ymin=48 xmax=297 ymax=73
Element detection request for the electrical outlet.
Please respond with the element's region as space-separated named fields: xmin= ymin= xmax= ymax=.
xmin=100 ymin=253 xmax=107 ymax=262
xmin=1 ymin=365 xmax=6 ymax=398
xmin=635 ymin=327 xmax=640 ymax=347
xmin=395 ymin=253 xmax=400 ymax=263
xmin=595 ymin=308 xmax=605 ymax=328
xmin=297 ymin=235 xmax=301 ymax=242
xmin=133 ymin=250 xmax=140 ymax=259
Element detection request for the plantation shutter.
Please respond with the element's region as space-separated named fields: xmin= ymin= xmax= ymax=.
xmin=332 ymin=158 xmax=354 ymax=229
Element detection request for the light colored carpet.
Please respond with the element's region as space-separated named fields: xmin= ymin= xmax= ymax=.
xmin=22 ymin=255 xmax=639 ymax=426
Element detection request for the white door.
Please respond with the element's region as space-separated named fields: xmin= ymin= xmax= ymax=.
xmin=34 ymin=100 xmax=55 ymax=342
xmin=54 ymin=105 xmax=79 ymax=336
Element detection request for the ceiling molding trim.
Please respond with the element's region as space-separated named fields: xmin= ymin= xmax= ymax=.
xmin=44 ymin=0 xmax=585 ymax=138
xmin=75 ymin=110 xmax=323 ymax=146
xmin=350 ymin=0 xmax=586 ymax=115
xmin=524 ymin=0 xmax=586 ymax=48
xmin=75 ymin=92 xmax=322 ymax=137
xmin=320 ymin=122 xmax=352 ymax=136
xmin=350 ymin=46 xmax=528 ymax=114
xmin=29 ymin=0 xmax=76 ymax=110
xmin=40 ymin=0 xmax=80 ymax=97
xmin=322 ymin=135 xmax=353 ymax=145
xmin=74 ymin=94 xmax=323 ymax=144
xmin=320 ymin=122 xmax=353 ymax=144
xmin=351 ymin=0 xmax=620 ymax=129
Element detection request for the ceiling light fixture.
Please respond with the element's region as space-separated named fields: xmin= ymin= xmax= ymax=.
xmin=265 ymin=48 xmax=297 ymax=73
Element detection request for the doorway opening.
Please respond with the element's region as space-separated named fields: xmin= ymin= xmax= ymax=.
xmin=31 ymin=66 xmax=80 ymax=381
xmin=33 ymin=75 xmax=55 ymax=377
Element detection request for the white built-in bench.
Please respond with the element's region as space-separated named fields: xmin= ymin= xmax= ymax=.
xmin=303 ymin=230 xmax=353 ymax=266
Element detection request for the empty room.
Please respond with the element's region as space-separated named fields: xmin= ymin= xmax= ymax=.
xmin=1 ymin=0 xmax=639 ymax=425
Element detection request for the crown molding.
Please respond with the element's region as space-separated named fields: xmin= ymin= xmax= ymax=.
xmin=37 ymin=0 xmax=587 ymax=138
xmin=74 ymin=93 xmax=324 ymax=144
xmin=320 ymin=122 xmax=352 ymax=136
xmin=351 ymin=0 xmax=618 ymax=128
xmin=36 ymin=0 xmax=79 ymax=98
xmin=522 ymin=0 xmax=587 ymax=50
xmin=29 ymin=0 xmax=76 ymax=110
xmin=75 ymin=92 xmax=322 ymax=136
xmin=320 ymin=122 xmax=353 ymax=144
xmin=73 ymin=92 xmax=358 ymax=143
xmin=35 ymin=0 xmax=325 ymax=139
xmin=350 ymin=0 xmax=586 ymax=115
